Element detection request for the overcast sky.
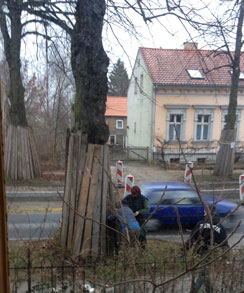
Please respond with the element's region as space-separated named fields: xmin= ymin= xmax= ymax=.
xmin=104 ymin=0 xmax=237 ymax=76
xmin=104 ymin=12 xmax=193 ymax=76
xmin=1 ymin=0 xmax=237 ymax=80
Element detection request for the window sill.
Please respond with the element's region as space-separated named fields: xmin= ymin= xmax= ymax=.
xmin=166 ymin=140 xmax=187 ymax=145
xmin=192 ymin=140 xmax=214 ymax=145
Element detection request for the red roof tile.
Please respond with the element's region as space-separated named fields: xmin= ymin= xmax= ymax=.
xmin=105 ymin=96 xmax=127 ymax=117
xmin=139 ymin=47 xmax=244 ymax=87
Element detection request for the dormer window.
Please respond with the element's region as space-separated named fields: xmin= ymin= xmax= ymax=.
xmin=187 ymin=69 xmax=204 ymax=79
xmin=229 ymin=70 xmax=244 ymax=79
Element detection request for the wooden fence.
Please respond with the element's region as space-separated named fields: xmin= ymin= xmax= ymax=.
xmin=109 ymin=145 xmax=149 ymax=162
xmin=60 ymin=131 xmax=116 ymax=259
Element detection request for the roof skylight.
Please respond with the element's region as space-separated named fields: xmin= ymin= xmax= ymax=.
xmin=187 ymin=69 xmax=204 ymax=79
xmin=240 ymin=72 xmax=244 ymax=79
xmin=229 ymin=70 xmax=244 ymax=80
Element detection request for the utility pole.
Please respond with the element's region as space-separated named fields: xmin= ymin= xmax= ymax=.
xmin=0 ymin=83 xmax=10 ymax=292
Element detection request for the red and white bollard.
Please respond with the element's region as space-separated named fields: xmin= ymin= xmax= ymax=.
xmin=184 ymin=161 xmax=193 ymax=184
xmin=239 ymin=174 xmax=244 ymax=202
xmin=124 ymin=174 xmax=134 ymax=197
xmin=116 ymin=160 xmax=123 ymax=186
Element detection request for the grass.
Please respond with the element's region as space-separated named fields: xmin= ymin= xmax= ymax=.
xmin=8 ymin=238 xmax=244 ymax=292
xmin=6 ymin=176 xmax=64 ymax=185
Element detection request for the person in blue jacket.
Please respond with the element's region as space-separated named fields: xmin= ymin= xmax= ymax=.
xmin=108 ymin=199 xmax=141 ymax=246
xmin=123 ymin=185 xmax=149 ymax=247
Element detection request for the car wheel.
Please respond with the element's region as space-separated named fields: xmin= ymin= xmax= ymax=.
xmin=144 ymin=219 xmax=161 ymax=232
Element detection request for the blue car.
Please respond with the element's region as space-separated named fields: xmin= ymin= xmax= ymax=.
xmin=139 ymin=182 xmax=237 ymax=228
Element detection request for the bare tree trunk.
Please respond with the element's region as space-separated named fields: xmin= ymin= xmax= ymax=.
xmin=214 ymin=129 xmax=236 ymax=177
xmin=71 ymin=0 xmax=109 ymax=144
xmin=214 ymin=1 xmax=244 ymax=176
xmin=0 ymin=1 xmax=41 ymax=179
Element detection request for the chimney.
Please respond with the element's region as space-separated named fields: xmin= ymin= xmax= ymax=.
xmin=183 ymin=42 xmax=198 ymax=50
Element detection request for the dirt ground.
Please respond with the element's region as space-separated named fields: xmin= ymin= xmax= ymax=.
xmin=110 ymin=161 xmax=185 ymax=185
xmin=7 ymin=160 xmax=241 ymax=193
xmin=6 ymin=161 xmax=186 ymax=192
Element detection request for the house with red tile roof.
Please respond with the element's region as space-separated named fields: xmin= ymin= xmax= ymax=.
xmin=105 ymin=96 xmax=127 ymax=146
xmin=127 ymin=42 xmax=244 ymax=162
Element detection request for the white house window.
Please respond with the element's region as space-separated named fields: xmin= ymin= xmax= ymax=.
xmin=165 ymin=105 xmax=188 ymax=141
xmin=223 ymin=114 xmax=237 ymax=128
xmin=196 ymin=115 xmax=210 ymax=140
xmin=221 ymin=108 xmax=241 ymax=140
xmin=110 ymin=135 xmax=116 ymax=145
xmin=116 ymin=120 xmax=123 ymax=129
xmin=229 ymin=70 xmax=244 ymax=80
xmin=169 ymin=114 xmax=182 ymax=140
xmin=187 ymin=69 xmax=204 ymax=79
xmin=134 ymin=77 xmax=138 ymax=94
xmin=194 ymin=107 xmax=215 ymax=141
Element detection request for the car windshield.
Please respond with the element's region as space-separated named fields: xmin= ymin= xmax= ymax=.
xmin=145 ymin=189 xmax=201 ymax=205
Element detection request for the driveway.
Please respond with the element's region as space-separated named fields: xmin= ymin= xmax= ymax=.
xmin=110 ymin=161 xmax=185 ymax=185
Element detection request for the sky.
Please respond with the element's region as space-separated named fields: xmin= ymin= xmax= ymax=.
xmin=0 ymin=0 xmax=238 ymax=81
xmin=104 ymin=13 xmax=192 ymax=76
xmin=103 ymin=0 xmax=237 ymax=76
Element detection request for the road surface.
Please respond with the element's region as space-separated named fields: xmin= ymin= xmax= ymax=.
xmin=8 ymin=207 xmax=244 ymax=248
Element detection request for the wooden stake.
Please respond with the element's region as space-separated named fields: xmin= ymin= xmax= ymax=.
xmin=0 ymin=82 xmax=10 ymax=292
xmin=81 ymin=145 xmax=101 ymax=257
xmin=100 ymin=145 xmax=109 ymax=256
xmin=72 ymin=144 xmax=95 ymax=256
xmin=60 ymin=134 xmax=74 ymax=246
xmin=91 ymin=146 xmax=103 ymax=257
xmin=67 ymin=134 xmax=79 ymax=250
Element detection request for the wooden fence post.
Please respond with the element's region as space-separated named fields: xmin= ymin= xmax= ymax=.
xmin=0 ymin=83 xmax=10 ymax=293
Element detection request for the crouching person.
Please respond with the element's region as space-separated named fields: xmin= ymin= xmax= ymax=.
xmin=185 ymin=205 xmax=229 ymax=293
xmin=108 ymin=199 xmax=141 ymax=248
xmin=123 ymin=186 xmax=149 ymax=248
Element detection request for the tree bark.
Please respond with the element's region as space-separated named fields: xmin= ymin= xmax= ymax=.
xmin=0 ymin=0 xmax=27 ymax=126
xmin=214 ymin=129 xmax=236 ymax=177
xmin=71 ymin=0 xmax=109 ymax=144
xmin=0 ymin=1 xmax=41 ymax=179
xmin=214 ymin=1 xmax=244 ymax=176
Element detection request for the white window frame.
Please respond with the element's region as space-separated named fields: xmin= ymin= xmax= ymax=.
xmin=110 ymin=135 xmax=116 ymax=145
xmin=194 ymin=106 xmax=215 ymax=141
xmin=229 ymin=70 xmax=244 ymax=80
xmin=221 ymin=107 xmax=241 ymax=140
xmin=165 ymin=105 xmax=188 ymax=141
xmin=116 ymin=119 xmax=123 ymax=129
xmin=187 ymin=69 xmax=204 ymax=79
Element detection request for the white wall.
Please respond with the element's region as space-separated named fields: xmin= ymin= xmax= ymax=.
xmin=127 ymin=51 xmax=154 ymax=152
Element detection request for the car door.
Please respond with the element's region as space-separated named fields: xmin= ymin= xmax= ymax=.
xmin=174 ymin=196 xmax=204 ymax=225
xmin=148 ymin=189 xmax=204 ymax=225
xmin=147 ymin=190 xmax=181 ymax=225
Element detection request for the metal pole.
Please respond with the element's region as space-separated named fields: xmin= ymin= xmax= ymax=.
xmin=0 ymin=81 xmax=10 ymax=292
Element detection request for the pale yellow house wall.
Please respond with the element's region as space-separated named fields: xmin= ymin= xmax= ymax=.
xmin=154 ymin=88 xmax=244 ymax=149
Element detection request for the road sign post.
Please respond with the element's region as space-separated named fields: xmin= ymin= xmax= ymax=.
xmin=184 ymin=161 xmax=193 ymax=184
xmin=116 ymin=160 xmax=123 ymax=186
xmin=124 ymin=174 xmax=134 ymax=197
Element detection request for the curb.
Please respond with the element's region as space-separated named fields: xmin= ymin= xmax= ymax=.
xmin=8 ymin=208 xmax=62 ymax=214
xmin=6 ymin=191 xmax=63 ymax=201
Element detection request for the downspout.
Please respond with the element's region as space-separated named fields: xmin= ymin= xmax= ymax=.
xmin=151 ymin=84 xmax=156 ymax=162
